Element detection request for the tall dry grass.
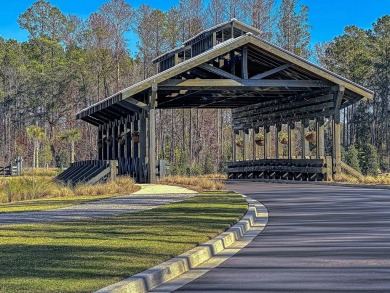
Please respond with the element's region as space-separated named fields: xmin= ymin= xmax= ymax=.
xmin=0 ymin=176 xmax=139 ymax=204
xmin=23 ymin=168 xmax=62 ymax=177
xmin=335 ymin=173 xmax=390 ymax=185
xmin=158 ymin=175 xmax=226 ymax=192
xmin=198 ymin=173 xmax=227 ymax=180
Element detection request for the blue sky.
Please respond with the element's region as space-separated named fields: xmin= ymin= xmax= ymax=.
xmin=1 ymin=0 xmax=389 ymax=53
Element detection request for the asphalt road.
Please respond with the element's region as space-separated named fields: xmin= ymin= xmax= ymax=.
xmin=175 ymin=182 xmax=390 ymax=292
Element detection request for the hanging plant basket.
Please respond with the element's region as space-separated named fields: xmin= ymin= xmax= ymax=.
xmin=305 ymin=131 xmax=316 ymax=143
xmin=255 ymin=138 xmax=264 ymax=146
xmin=279 ymin=132 xmax=288 ymax=145
xmin=105 ymin=136 xmax=113 ymax=145
xmin=235 ymin=137 xmax=244 ymax=148
xmin=117 ymin=133 xmax=126 ymax=145
xmin=280 ymin=138 xmax=288 ymax=145
xmin=132 ymin=131 xmax=140 ymax=143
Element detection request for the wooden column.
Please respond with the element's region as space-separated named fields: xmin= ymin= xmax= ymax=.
xmin=316 ymin=117 xmax=325 ymax=158
xmin=301 ymin=119 xmax=309 ymax=158
xmin=112 ymin=121 xmax=118 ymax=160
xmin=132 ymin=115 xmax=139 ymax=180
xmin=243 ymin=129 xmax=249 ymax=161
xmin=140 ymin=112 xmax=147 ymax=183
xmin=333 ymin=86 xmax=345 ymax=179
xmin=132 ymin=115 xmax=138 ymax=160
xmin=125 ymin=116 xmax=131 ymax=158
xmin=276 ymin=124 xmax=282 ymax=158
xmin=148 ymin=85 xmax=157 ymax=184
xmin=102 ymin=123 xmax=108 ymax=160
xmin=232 ymin=129 xmax=237 ymax=162
xmin=288 ymin=122 xmax=296 ymax=159
xmin=242 ymin=46 xmax=248 ymax=79
xmin=264 ymin=126 xmax=270 ymax=159
xmin=107 ymin=122 xmax=112 ymax=160
xmin=252 ymin=128 xmax=257 ymax=160
xmin=332 ymin=116 xmax=341 ymax=178
xmin=98 ymin=125 xmax=103 ymax=160
xmin=119 ymin=118 xmax=126 ymax=158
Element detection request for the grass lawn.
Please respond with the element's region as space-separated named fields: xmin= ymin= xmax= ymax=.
xmin=0 ymin=194 xmax=126 ymax=213
xmin=0 ymin=191 xmax=247 ymax=293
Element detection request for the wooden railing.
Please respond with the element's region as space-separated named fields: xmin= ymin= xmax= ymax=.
xmin=226 ymin=157 xmax=332 ymax=181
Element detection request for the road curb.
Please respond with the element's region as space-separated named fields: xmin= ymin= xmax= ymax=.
xmin=95 ymin=194 xmax=268 ymax=293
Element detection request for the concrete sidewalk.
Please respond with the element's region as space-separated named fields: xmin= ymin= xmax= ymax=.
xmin=0 ymin=184 xmax=196 ymax=226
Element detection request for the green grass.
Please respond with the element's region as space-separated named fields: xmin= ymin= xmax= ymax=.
xmin=0 ymin=191 xmax=247 ymax=293
xmin=0 ymin=194 xmax=123 ymax=213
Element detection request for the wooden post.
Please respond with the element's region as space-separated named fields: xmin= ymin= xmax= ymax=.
xmin=243 ymin=129 xmax=249 ymax=161
xmin=288 ymin=122 xmax=296 ymax=159
xmin=252 ymin=128 xmax=256 ymax=160
xmin=242 ymin=46 xmax=248 ymax=79
xmin=108 ymin=122 xmax=112 ymax=160
xmin=232 ymin=129 xmax=237 ymax=162
xmin=276 ymin=124 xmax=282 ymax=158
xmin=301 ymin=119 xmax=309 ymax=158
xmin=98 ymin=125 xmax=103 ymax=160
xmin=148 ymin=85 xmax=157 ymax=183
xmin=125 ymin=116 xmax=131 ymax=158
xmin=264 ymin=126 xmax=270 ymax=159
xmin=332 ymin=116 xmax=341 ymax=179
xmin=316 ymin=117 xmax=325 ymax=158
xmin=112 ymin=121 xmax=118 ymax=160
xmin=140 ymin=112 xmax=147 ymax=183
xmin=333 ymin=86 xmax=345 ymax=179
xmin=132 ymin=115 xmax=139 ymax=180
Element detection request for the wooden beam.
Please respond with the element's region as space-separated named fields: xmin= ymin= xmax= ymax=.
xmin=124 ymin=97 xmax=148 ymax=110
xmin=159 ymin=79 xmax=331 ymax=90
xmin=117 ymin=101 xmax=142 ymax=113
xmin=250 ymin=64 xmax=291 ymax=80
xmin=198 ymin=63 xmax=239 ymax=80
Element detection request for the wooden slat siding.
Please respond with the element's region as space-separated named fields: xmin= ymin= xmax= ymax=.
xmin=233 ymin=94 xmax=333 ymax=120
xmin=233 ymin=102 xmax=334 ymax=130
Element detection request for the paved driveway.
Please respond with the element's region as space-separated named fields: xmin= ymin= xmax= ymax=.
xmin=0 ymin=184 xmax=196 ymax=226
xmin=175 ymin=182 xmax=390 ymax=292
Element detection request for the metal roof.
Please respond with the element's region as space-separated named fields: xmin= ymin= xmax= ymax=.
xmin=77 ymin=33 xmax=374 ymax=124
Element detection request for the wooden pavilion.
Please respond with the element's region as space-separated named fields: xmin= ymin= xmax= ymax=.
xmin=68 ymin=19 xmax=373 ymax=184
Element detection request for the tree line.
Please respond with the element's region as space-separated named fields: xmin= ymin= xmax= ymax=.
xmin=0 ymin=0 xmax=388 ymax=176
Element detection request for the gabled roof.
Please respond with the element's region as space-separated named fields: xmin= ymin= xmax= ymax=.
xmin=152 ymin=18 xmax=262 ymax=64
xmin=77 ymin=32 xmax=373 ymax=124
